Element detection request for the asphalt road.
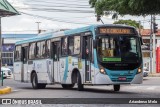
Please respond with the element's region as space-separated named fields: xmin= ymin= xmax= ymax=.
xmin=0 ymin=77 xmax=160 ymax=98
xmin=0 ymin=77 xmax=160 ymax=106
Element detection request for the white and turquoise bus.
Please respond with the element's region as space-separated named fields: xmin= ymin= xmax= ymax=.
xmin=14 ymin=24 xmax=143 ymax=91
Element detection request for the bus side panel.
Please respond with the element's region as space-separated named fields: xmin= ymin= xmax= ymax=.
xmin=13 ymin=62 xmax=23 ymax=82
xmin=28 ymin=61 xmax=33 ymax=82
xmin=23 ymin=63 xmax=28 ymax=82
xmin=91 ymin=64 xmax=95 ymax=84
xmin=29 ymin=59 xmax=53 ymax=84
xmin=131 ymin=72 xmax=143 ymax=84
xmin=67 ymin=57 xmax=80 ymax=84
xmin=81 ymin=59 xmax=85 ymax=84
xmin=65 ymin=56 xmax=72 ymax=84
xmin=60 ymin=57 xmax=83 ymax=84
xmin=94 ymin=67 xmax=113 ymax=84
xmin=60 ymin=57 xmax=68 ymax=84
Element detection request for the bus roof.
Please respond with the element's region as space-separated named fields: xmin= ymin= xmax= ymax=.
xmin=15 ymin=24 xmax=136 ymax=45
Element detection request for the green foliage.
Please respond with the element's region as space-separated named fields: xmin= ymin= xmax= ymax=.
xmin=113 ymin=20 xmax=143 ymax=29
xmin=89 ymin=0 xmax=160 ymax=16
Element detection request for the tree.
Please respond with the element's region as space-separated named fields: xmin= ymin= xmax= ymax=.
xmin=113 ymin=20 xmax=143 ymax=29
xmin=89 ymin=0 xmax=160 ymax=16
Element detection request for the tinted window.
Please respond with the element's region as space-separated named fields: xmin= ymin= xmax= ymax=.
xmin=61 ymin=37 xmax=68 ymax=56
xmin=46 ymin=40 xmax=51 ymax=57
xmin=68 ymin=37 xmax=74 ymax=55
xmin=74 ymin=36 xmax=80 ymax=54
xmin=14 ymin=46 xmax=21 ymax=61
xmin=29 ymin=43 xmax=36 ymax=59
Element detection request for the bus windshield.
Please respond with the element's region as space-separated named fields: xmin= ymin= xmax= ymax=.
xmin=97 ymin=35 xmax=141 ymax=63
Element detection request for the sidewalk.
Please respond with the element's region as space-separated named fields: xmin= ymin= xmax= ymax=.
xmin=0 ymin=86 xmax=12 ymax=94
xmin=148 ymin=73 xmax=160 ymax=77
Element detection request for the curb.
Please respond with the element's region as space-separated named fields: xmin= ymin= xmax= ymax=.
xmin=148 ymin=74 xmax=160 ymax=77
xmin=0 ymin=87 xmax=12 ymax=94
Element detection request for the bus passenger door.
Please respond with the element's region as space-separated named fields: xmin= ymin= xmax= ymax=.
xmin=22 ymin=46 xmax=28 ymax=82
xmin=82 ymin=36 xmax=92 ymax=83
xmin=52 ymin=41 xmax=60 ymax=83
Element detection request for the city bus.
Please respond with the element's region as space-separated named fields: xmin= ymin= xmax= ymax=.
xmin=13 ymin=24 xmax=143 ymax=91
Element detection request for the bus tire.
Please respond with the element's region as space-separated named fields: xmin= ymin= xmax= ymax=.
xmin=31 ymin=73 xmax=39 ymax=89
xmin=77 ymin=72 xmax=84 ymax=91
xmin=113 ymin=85 xmax=120 ymax=91
xmin=61 ymin=84 xmax=75 ymax=89
xmin=38 ymin=84 xmax=47 ymax=89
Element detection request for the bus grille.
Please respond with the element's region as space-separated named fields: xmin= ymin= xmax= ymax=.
xmin=110 ymin=73 xmax=133 ymax=76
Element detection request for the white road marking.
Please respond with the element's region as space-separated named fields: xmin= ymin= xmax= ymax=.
xmin=146 ymin=86 xmax=157 ymax=90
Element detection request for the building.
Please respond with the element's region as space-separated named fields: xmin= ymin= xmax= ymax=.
xmin=141 ymin=29 xmax=160 ymax=73
xmin=2 ymin=34 xmax=37 ymax=70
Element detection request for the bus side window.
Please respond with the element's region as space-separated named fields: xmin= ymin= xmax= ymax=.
xmin=46 ymin=40 xmax=50 ymax=57
xmin=42 ymin=44 xmax=45 ymax=57
xmin=74 ymin=36 xmax=80 ymax=54
xmin=61 ymin=37 xmax=68 ymax=56
xmin=68 ymin=37 xmax=74 ymax=55
xmin=29 ymin=42 xmax=36 ymax=59
xmin=16 ymin=51 xmax=19 ymax=60
xmin=36 ymin=42 xmax=41 ymax=58
xmin=15 ymin=46 xmax=21 ymax=61
xmin=40 ymin=41 xmax=46 ymax=58
xmin=34 ymin=45 xmax=38 ymax=58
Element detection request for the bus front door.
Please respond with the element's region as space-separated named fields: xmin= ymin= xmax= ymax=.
xmin=22 ymin=46 xmax=28 ymax=82
xmin=52 ymin=41 xmax=60 ymax=83
xmin=82 ymin=36 xmax=92 ymax=83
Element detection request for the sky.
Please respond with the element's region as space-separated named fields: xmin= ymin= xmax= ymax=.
xmin=2 ymin=0 xmax=159 ymax=34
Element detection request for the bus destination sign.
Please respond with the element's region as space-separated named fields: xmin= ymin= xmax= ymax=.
xmin=99 ymin=28 xmax=134 ymax=34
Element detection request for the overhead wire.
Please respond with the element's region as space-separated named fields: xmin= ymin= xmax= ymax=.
xmin=24 ymin=3 xmax=91 ymax=9
xmin=2 ymin=30 xmax=37 ymax=32
xmin=7 ymin=0 xmax=98 ymax=32
xmin=16 ymin=7 xmax=94 ymax=13
xmin=20 ymin=12 xmax=94 ymax=25
xmin=25 ymin=0 xmax=89 ymax=4
xmin=24 ymin=0 xmax=90 ymax=7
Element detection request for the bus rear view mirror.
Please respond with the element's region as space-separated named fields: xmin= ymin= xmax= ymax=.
xmin=93 ymin=40 xmax=97 ymax=48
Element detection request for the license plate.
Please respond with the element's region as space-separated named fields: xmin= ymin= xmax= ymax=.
xmin=118 ymin=77 xmax=126 ymax=81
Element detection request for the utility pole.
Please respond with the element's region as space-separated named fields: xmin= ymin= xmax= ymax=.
xmin=0 ymin=17 xmax=2 ymax=79
xmin=150 ymin=15 xmax=153 ymax=74
xmin=36 ymin=22 xmax=41 ymax=34
xmin=152 ymin=15 xmax=158 ymax=73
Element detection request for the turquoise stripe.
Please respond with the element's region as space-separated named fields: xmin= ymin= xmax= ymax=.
xmin=64 ymin=25 xmax=94 ymax=35
xmin=63 ymin=57 xmax=68 ymax=82
xmin=94 ymin=49 xmax=98 ymax=68
xmin=16 ymin=35 xmax=52 ymax=45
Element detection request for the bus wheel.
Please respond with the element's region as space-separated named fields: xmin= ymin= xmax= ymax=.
xmin=31 ymin=73 xmax=39 ymax=89
xmin=113 ymin=85 xmax=120 ymax=91
xmin=38 ymin=84 xmax=47 ymax=89
xmin=61 ymin=84 xmax=75 ymax=89
xmin=77 ymin=72 xmax=84 ymax=91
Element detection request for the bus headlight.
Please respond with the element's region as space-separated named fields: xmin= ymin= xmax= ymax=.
xmin=100 ymin=68 xmax=106 ymax=74
xmin=137 ymin=67 xmax=142 ymax=73
xmin=99 ymin=65 xmax=106 ymax=74
xmin=100 ymin=68 xmax=105 ymax=74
